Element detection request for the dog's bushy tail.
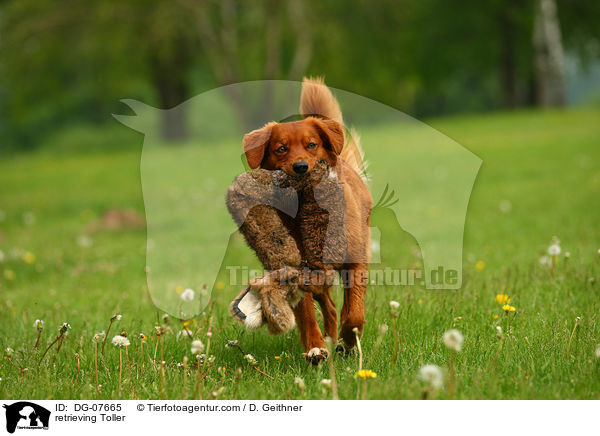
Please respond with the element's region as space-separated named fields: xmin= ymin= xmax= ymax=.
xmin=300 ymin=77 xmax=368 ymax=181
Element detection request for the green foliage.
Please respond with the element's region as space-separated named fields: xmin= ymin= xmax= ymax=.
xmin=2 ymin=0 xmax=600 ymax=149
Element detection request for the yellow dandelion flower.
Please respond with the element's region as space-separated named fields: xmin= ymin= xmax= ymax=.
xmin=475 ymin=260 xmax=485 ymax=271
xmin=493 ymin=314 xmax=499 ymax=319
xmin=495 ymin=294 xmax=510 ymax=305
xmin=274 ymin=356 xmax=281 ymax=360
xmin=175 ymin=285 xmax=184 ymax=294
xmin=216 ymin=281 xmax=225 ymax=290
xmin=417 ymin=299 xmax=423 ymax=305
xmin=354 ymin=369 xmax=377 ymax=380
xmin=23 ymin=252 xmax=36 ymax=264
xmin=4 ymin=269 xmax=15 ymax=280
xmin=502 ymin=304 xmax=516 ymax=313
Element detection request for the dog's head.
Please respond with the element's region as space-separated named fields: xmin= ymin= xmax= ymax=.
xmin=243 ymin=117 xmax=344 ymax=176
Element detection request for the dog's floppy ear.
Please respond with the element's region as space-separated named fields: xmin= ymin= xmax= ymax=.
xmin=243 ymin=122 xmax=276 ymax=169
xmin=308 ymin=117 xmax=345 ymax=155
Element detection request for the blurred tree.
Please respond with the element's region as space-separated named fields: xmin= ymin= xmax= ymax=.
xmin=1 ymin=0 xmax=600 ymax=150
xmin=533 ymin=0 xmax=566 ymax=106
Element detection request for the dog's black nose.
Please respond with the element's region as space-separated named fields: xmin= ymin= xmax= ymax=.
xmin=293 ymin=161 xmax=309 ymax=174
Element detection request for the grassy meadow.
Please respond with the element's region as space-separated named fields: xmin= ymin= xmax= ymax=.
xmin=1 ymin=107 xmax=600 ymax=399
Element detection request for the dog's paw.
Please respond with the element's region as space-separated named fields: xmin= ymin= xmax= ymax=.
xmin=304 ymin=347 xmax=328 ymax=365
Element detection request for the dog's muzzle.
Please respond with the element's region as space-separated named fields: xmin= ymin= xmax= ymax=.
xmin=292 ymin=161 xmax=309 ymax=174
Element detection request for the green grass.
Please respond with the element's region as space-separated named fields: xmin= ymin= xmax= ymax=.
xmin=1 ymin=107 xmax=600 ymax=400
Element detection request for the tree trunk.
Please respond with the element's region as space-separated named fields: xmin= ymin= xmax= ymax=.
xmin=532 ymin=0 xmax=566 ymax=107
xmin=151 ymin=42 xmax=190 ymax=142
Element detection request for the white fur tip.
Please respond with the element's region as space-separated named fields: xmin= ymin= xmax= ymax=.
xmin=307 ymin=347 xmax=322 ymax=357
xmin=244 ymin=311 xmax=264 ymax=330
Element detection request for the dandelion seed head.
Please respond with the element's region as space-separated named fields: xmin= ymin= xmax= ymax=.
xmin=177 ymin=329 xmax=193 ymax=339
xmin=419 ymin=364 xmax=443 ymax=389
xmin=92 ymin=331 xmax=106 ymax=343
xmin=191 ymin=340 xmax=205 ymax=355
xmin=180 ymin=288 xmax=195 ymax=302
xmin=33 ymin=320 xmax=44 ymax=330
xmin=443 ymin=329 xmax=464 ymax=352
xmin=320 ymin=379 xmax=332 ymax=389
xmin=498 ymin=199 xmax=512 ymax=213
xmin=548 ymin=244 xmax=561 ymax=256
xmin=294 ymin=377 xmax=305 ymax=390
xmin=111 ymin=335 xmax=130 ymax=347
xmin=378 ymin=324 xmax=389 ymax=336
xmin=539 ymin=255 xmax=552 ymax=267
xmin=77 ymin=235 xmax=93 ymax=248
xmin=389 ymin=300 xmax=400 ymax=310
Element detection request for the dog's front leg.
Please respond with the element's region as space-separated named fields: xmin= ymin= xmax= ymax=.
xmin=293 ymin=293 xmax=328 ymax=365
xmin=338 ymin=264 xmax=368 ymax=352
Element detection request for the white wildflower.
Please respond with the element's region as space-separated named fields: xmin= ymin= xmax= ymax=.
xmin=191 ymin=340 xmax=205 ymax=355
xmin=177 ymin=329 xmax=193 ymax=339
xmin=93 ymin=331 xmax=106 ymax=343
xmin=443 ymin=329 xmax=464 ymax=352
xmin=320 ymin=379 xmax=332 ymax=390
xmin=33 ymin=319 xmax=44 ymax=330
xmin=539 ymin=255 xmax=552 ymax=267
xmin=77 ymin=235 xmax=93 ymax=248
xmin=111 ymin=335 xmax=130 ymax=348
xmin=548 ymin=244 xmax=561 ymax=256
xmin=244 ymin=354 xmax=258 ymax=365
xmin=181 ymin=288 xmax=195 ymax=302
xmin=419 ymin=364 xmax=443 ymax=389
xmin=294 ymin=377 xmax=306 ymax=390
xmin=496 ymin=326 xmax=503 ymax=339
xmin=389 ymin=300 xmax=400 ymax=310
xmin=498 ymin=199 xmax=512 ymax=213
xmin=23 ymin=212 xmax=36 ymax=226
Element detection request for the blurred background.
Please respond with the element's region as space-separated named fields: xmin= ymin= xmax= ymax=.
xmin=1 ymin=0 xmax=600 ymax=151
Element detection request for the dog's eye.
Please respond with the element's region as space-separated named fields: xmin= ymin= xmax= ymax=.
xmin=307 ymin=142 xmax=317 ymax=149
xmin=276 ymin=145 xmax=288 ymax=153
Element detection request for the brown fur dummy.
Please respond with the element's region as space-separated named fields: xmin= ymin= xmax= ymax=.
xmin=226 ymin=160 xmax=347 ymax=335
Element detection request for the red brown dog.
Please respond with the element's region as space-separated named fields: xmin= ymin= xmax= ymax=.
xmin=241 ymin=78 xmax=372 ymax=361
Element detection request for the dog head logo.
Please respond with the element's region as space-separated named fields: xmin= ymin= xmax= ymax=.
xmin=3 ymin=402 xmax=50 ymax=433
xmin=114 ymin=80 xmax=481 ymax=319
